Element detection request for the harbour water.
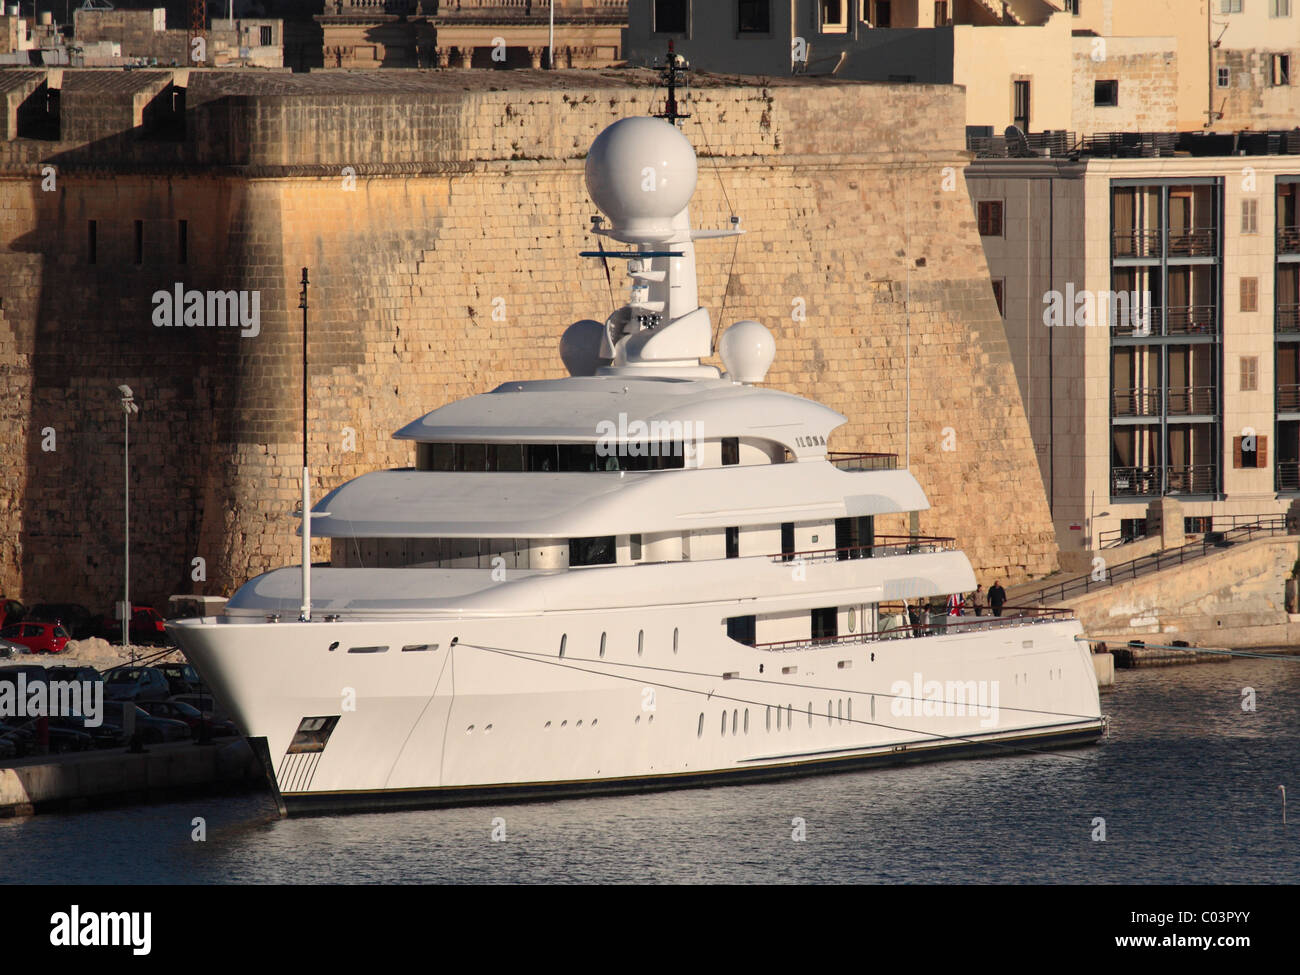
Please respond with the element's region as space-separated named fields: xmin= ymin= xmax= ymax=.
xmin=2 ymin=656 xmax=1296 ymax=884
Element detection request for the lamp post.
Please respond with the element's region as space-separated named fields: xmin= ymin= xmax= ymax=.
xmin=118 ymin=385 xmax=139 ymax=664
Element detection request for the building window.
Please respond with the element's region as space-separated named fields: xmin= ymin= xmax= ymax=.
xmin=721 ymin=436 xmax=740 ymax=465
xmin=1094 ymin=80 xmax=1119 ymax=107
xmin=134 ymin=220 xmax=144 ymax=265
xmin=1241 ymin=276 xmax=1258 ymax=312
xmin=1235 ymin=434 xmax=1267 ymax=468
xmin=737 ymin=0 xmax=770 ymax=32
xmin=812 ymin=607 xmax=838 ymax=641
xmin=820 ymin=0 xmax=848 ymax=32
xmin=178 ymin=219 xmax=188 ymax=264
xmin=654 ymin=0 xmax=688 ymax=33
xmin=726 ymin=615 xmax=756 ymax=646
xmin=1221 ymin=0 xmax=1243 ymax=11
xmin=934 ymin=1 xmax=950 ymax=24
xmin=1270 ymin=0 xmax=1291 ymax=16
xmin=1013 ymin=79 xmax=1031 ymax=131
xmin=87 ymin=220 xmax=97 ymax=265
xmin=1217 ymin=66 xmax=1231 ymax=88
xmin=992 ymin=278 xmax=1005 ymax=318
xmin=978 ymin=200 xmax=1004 ymax=237
xmin=725 ymin=525 xmax=740 ymax=558
xmin=1273 ymin=54 xmax=1291 ymax=86
xmin=1241 ymin=198 xmax=1258 ymax=234
xmin=1241 ymin=356 xmax=1259 ymax=391
xmin=780 ymin=521 xmax=795 ymax=561
xmin=260 ymin=25 xmax=273 ymax=45
xmin=1063 ymin=0 xmax=1079 ymax=13
xmin=569 ymin=536 xmax=616 ymax=566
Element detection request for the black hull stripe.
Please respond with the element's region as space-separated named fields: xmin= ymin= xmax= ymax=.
xmin=279 ymin=721 xmax=1106 ymax=817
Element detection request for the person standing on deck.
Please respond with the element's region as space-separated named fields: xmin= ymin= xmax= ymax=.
xmin=988 ymin=580 xmax=1007 ymax=617
xmin=971 ymin=584 xmax=985 ymax=616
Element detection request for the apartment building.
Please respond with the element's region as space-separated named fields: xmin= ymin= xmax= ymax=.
xmin=966 ymin=140 xmax=1300 ymax=557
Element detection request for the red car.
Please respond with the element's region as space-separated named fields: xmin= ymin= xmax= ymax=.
xmin=100 ymin=605 xmax=169 ymax=646
xmin=0 ymin=621 xmax=70 ymax=654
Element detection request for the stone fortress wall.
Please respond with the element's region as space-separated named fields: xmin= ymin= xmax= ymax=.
xmin=0 ymin=68 xmax=1060 ymax=611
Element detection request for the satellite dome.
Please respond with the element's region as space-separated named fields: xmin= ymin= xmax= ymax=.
xmin=585 ymin=117 xmax=697 ymax=241
xmin=718 ymin=320 xmax=775 ymax=384
xmin=559 ymin=320 xmax=607 ymax=376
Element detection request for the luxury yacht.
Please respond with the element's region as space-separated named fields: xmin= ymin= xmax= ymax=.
xmin=168 ymin=116 xmax=1106 ymax=816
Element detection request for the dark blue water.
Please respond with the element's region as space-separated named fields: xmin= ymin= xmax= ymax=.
xmin=3 ymin=657 xmax=1297 ymax=884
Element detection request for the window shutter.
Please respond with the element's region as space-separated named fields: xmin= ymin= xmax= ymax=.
xmin=1233 ymin=436 xmax=1243 ymax=468
xmin=1258 ymin=435 xmax=1268 ymax=467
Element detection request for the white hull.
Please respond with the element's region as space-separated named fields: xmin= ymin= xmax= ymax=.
xmin=170 ymin=610 xmax=1105 ymax=815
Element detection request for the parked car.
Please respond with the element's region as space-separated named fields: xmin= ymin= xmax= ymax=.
xmin=46 ymin=665 xmax=101 ymax=685
xmin=26 ymin=603 xmax=97 ymax=641
xmin=102 ymin=666 xmax=171 ymax=702
xmin=0 ymin=663 xmax=49 ymax=686
xmin=99 ymin=605 xmax=169 ymax=646
xmin=49 ymin=714 xmax=128 ymax=750
xmin=138 ymin=699 xmax=238 ymax=738
xmin=0 ymin=621 xmax=69 ymax=654
xmin=169 ymin=693 xmax=233 ymax=726
xmin=1 ymin=598 xmax=24 ymax=628
xmin=99 ymin=701 xmax=190 ymax=744
xmin=0 ymin=637 xmax=26 ymax=659
xmin=155 ymin=661 xmax=208 ymax=696
xmin=0 ymin=721 xmax=36 ymax=757
xmin=44 ymin=723 xmax=95 ymax=754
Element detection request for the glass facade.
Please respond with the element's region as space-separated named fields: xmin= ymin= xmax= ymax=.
xmin=1110 ymin=179 xmax=1222 ymax=499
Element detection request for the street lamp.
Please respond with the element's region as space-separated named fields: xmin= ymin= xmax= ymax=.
xmin=118 ymin=384 xmax=139 ymax=664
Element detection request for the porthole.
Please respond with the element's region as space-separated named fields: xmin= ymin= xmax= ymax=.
xmin=599 ymin=632 xmax=606 ymax=657
xmin=466 ymin=725 xmax=474 ymax=734
xmin=697 ymin=713 xmax=704 ymax=738
xmin=559 ymin=634 xmax=567 ymax=658
xmin=560 ymin=720 xmax=567 ymax=727
xmin=638 ymin=630 xmax=644 ymax=656
xmin=766 ymin=706 xmax=772 ymax=731
xmin=635 ymin=714 xmax=641 ymax=724
xmin=576 ymin=719 xmax=583 ymax=727
xmin=744 ymin=709 xmax=749 ymax=734
xmin=328 ymin=641 xmax=339 ymax=652
xmin=647 ymin=714 xmax=653 ymax=724
xmin=870 ymin=696 xmax=876 ymax=720
xmin=732 ymin=709 xmax=738 ymax=735
xmin=673 ymin=627 xmax=679 ymax=653
xmin=776 ymin=706 xmax=782 ymax=730
xmin=485 ymin=724 xmax=493 ymax=733
xmin=544 ymin=721 xmax=552 ymax=729
xmin=592 ymin=718 xmax=598 ymax=727
xmin=808 ymin=702 xmax=813 ymax=728
xmin=720 ymin=711 xmax=726 ymax=736
xmin=827 ymin=699 xmax=832 ymax=726
xmin=848 ymin=698 xmax=853 ymax=722
xmin=838 ymin=699 xmax=843 ymax=723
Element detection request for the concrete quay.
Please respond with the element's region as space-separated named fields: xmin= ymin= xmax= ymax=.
xmin=0 ymin=738 xmax=267 ymax=818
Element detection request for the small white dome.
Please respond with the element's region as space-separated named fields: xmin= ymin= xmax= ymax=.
xmin=559 ymin=320 xmax=607 ymax=376
xmin=718 ymin=320 xmax=775 ymax=384
xmin=585 ymin=117 xmax=697 ymax=240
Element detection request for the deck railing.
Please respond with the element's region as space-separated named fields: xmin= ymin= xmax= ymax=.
xmin=769 ymin=535 xmax=956 ymax=563
xmin=752 ymin=607 xmax=1075 ymax=652
xmin=826 ymin=451 xmax=897 ymax=471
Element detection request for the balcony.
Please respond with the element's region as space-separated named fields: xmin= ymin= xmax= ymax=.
xmin=1165 ymin=385 xmax=1216 ymax=415
xmin=1112 ymin=464 xmax=1217 ymax=497
xmin=1279 ymin=226 xmax=1300 ymax=255
xmin=1279 ymin=385 xmax=1300 ymax=411
xmin=1112 ymin=388 xmax=1160 ymax=417
xmin=1278 ymin=461 xmax=1300 ymax=492
xmin=1165 ymin=304 xmax=1217 ymax=336
xmin=1167 ymin=227 xmax=1217 ymax=258
xmin=1278 ymin=304 xmax=1300 ymax=334
xmin=1112 ymin=229 xmax=1160 ymax=259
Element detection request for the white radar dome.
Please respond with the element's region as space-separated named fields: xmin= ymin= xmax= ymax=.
xmin=585 ymin=117 xmax=697 ymax=241
xmin=719 ymin=320 xmax=775 ymax=384
xmin=559 ymin=319 xmax=607 ymax=376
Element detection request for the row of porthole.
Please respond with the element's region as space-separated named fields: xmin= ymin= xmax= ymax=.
xmin=543 ymin=718 xmax=600 ymax=729
xmin=692 ymin=698 xmax=863 ymax=738
xmin=561 ymin=627 xmax=681 ymax=659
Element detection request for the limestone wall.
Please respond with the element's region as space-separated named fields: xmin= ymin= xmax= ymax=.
xmin=1070 ymin=37 xmax=1178 ymax=135
xmin=1065 ymin=536 xmax=1300 ymax=648
xmin=0 ymin=70 xmax=1060 ymax=611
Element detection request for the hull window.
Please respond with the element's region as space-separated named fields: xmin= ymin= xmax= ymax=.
xmin=812 ymin=607 xmax=838 ymax=641
xmin=638 ymin=630 xmax=645 ymax=656
xmin=673 ymin=627 xmax=679 ymax=653
xmin=780 ymin=522 xmax=795 ymax=562
xmin=570 ymin=536 xmax=616 ymax=566
xmin=725 ymin=526 xmax=740 ymax=559
xmin=725 ymin=615 xmax=756 ymax=646
xmin=599 ymin=632 xmax=606 ymax=658
xmin=697 ymin=713 xmax=704 ymax=738
xmin=287 ymin=715 xmax=340 ymax=755
xmin=559 ymin=634 xmax=567 ymax=658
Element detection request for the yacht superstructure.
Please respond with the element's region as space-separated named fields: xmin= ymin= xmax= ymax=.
xmin=168 ymin=116 xmax=1105 ymax=816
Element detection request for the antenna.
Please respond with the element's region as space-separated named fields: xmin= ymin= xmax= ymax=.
xmin=654 ymin=41 xmax=691 ymax=128
xmin=299 ymin=267 xmax=311 ymax=623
